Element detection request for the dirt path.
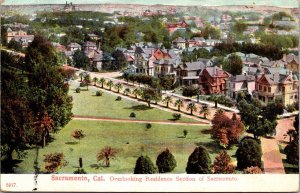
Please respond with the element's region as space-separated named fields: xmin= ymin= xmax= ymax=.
xmin=261 ymin=137 xmax=285 ymax=174
xmin=73 ymin=115 xmax=209 ymax=126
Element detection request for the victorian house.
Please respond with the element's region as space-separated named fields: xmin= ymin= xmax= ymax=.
xmin=254 ymin=72 xmax=298 ymax=106
xmin=198 ymin=66 xmax=231 ymax=95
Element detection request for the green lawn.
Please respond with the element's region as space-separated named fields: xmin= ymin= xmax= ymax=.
xmin=16 ymin=120 xmax=238 ymax=174
xmin=69 ymin=81 xmax=198 ymax=122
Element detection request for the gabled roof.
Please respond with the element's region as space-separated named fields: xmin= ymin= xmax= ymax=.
xmin=68 ymin=42 xmax=81 ymax=48
xmin=230 ymin=74 xmax=255 ymax=82
xmin=201 ymin=66 xmax=231 ymax=77
xmin=83 ymin=41 xmax=96 ymax=47
xmin=180 ymin=61 xmax=206 ymax=71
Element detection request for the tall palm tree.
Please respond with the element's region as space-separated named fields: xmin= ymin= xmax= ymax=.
xmin=92 ymin=77 xmax=98 ymax=86
xmin=114 ymin=83 xmax=123 ymax=93
xmin=96 ymin=146 xmax=117 ymax=167
xmin=98 ymin=78 xmax=106 ymax=88
xmin=174 ymin=99 xmax=184 ymax=112
xmin=132 ymin=88 xmax=141 ymax=99
xmin=123 ymin=88 xmax=131 ymax=96
xmin=106 ymin=80 xmax=114 ymax=91
xmin=187 ymin=102 xmax=197 ymax=115
xmin=200 ymin=105 xmax=210 ymax=119
xmin=162 ymin=96 xmax=173 ymax=108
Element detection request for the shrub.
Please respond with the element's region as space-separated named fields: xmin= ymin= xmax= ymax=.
xmin=236 ymin=138 xmax=262 ymax=169
xmin=182 ymin=86 xmax=198 ymax=97
xmin=172 ymin=113 xmax=181 ymax=120
xmin=156 ymin=148 xmax=177 ymax=173
xmin=75 ymin=87 xmax=81 ymax=93
xmin=71 ymin=130 xmax=85 ymax=141
xmin=284 ymin=139 xmax=299 ymax=165
xmin=186 ymin=146 xmax=211 ymax=174
xmin=146 ymin=123 xmax=152 ymax=129
xmin=129 ymin=112 xmax=136 ymax=118
xmin=243 ymin=166 xmax=263 ymax=174
xmin=212 ymin=151 xmax=235 ymax=174
xmin=286 ymin=104 xmax=296 ymax=113
xmin=73 ymin=168 xmax=87 ymax=174
xmin=115 ymin=96 xmax=122 ymax=101
xmin=134 ymin=155 xmax=157 ymax=174
xmin=96 ymin=91 xmax=103 ymax=96
xmin=43 ymin=153 xmax=68 ymax=173
xmin=183 ymin=129 xmax=188 ymax=138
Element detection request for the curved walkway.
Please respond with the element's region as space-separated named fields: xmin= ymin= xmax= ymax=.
xmin=73 ymin=115 xmax=209 ymax=126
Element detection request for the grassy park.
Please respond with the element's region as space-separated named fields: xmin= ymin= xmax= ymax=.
xmin=15 ymin=80 xmax=240 ymax=174
xmin=69 ymin=81 xmax=199 ymax=122
xmin=16 ymin=120 xmax=238 ymax=174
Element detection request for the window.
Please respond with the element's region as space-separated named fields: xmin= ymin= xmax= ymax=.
xmin=259 ymin=85 xmax=262 ymax=91
xmin=268 ymin=87 xmax=271 ymax=92
xmin=295 ymin=95 xmax=298 ymax=99
xmin=264 ymin=86 xmax=267 ymax=92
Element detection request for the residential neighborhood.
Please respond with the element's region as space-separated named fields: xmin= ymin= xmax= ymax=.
xmin=1 ymin=0 xmax=299 ymax=184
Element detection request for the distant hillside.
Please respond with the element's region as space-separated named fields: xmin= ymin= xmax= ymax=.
xmin=2 ymin=4 xmax=295 ymax=16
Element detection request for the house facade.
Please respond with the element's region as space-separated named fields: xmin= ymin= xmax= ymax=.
xmin=227 ymin=74 xmax=256 ymax=99
xmin=198 ymin=66 xmax=231 ymax=95
xmin=253 ymin=72 xmax=298 ymax=106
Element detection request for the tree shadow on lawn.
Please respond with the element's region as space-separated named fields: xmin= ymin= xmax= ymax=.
xmin=195 ymin=141 xmax=236 ymax=154
xmin=124 ymin=105 xmax=153 ymax=111
xmin=65 ymin=141 xmax=79 ymax=145
xmin=200 ymin=129 xmax=211 ymax=135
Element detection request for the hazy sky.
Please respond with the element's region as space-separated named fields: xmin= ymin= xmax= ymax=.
xmin=2 ymin=0 xmax=299 ymax=7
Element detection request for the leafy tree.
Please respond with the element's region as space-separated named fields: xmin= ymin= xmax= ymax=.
xmin=156 ymin=148 xmax=177 ymax=173
xmin=182 ymin=86 xmax=198 ymax=97
xmin=159 ymin=75 xmax=174 ymax=91
xmin=7 ymin=39 xmax=23 ymax=52
xmin=59 ymin=67 xmax=76 ymax=80
xmin=71 ymin=129 xmax=85 ymax=142
xmin=284 ymin=137 xmax=299 ymax=165
xmin=186 ymin=146 xmax=211 ymax=174
xmin=186 ymin=102 xmax=197 ymax=115
xmin=201 ymin=25 xmax=221 ymax=39
xmin=233 ymin=21 xmax=248 ymax=33
xmin=44 ymin=153 xmax=67 ymax=173
xmin=110 ymin=50 xmax=127 ymax=70
xmin=25 ymin=35 xmax=58 ymax=71
xmin=174 ymin=99 xmax=184 ymax=112
xmin=134 ymin=155 xmax=157 ymax=174
xmin=96 ymin=146 xmax=117 ymax=167
xmin=212 ymin=151 xmax=235 ymax=174
xmin=72 ymin=50 xmax=90 ymax=69
xmin=162 ymin=96 xmax=172 ymax=108
xmin=243 ymin=166 xmax=263 ymax=174
xmin=223 ymin=54 xmax=243 ymax=76
xmin=106 ymin=80 xmax=114 ymax=90
xmin=141 ymin=88 xmax=161 ymax=107
xmin=114 ymin=82 xmax=123 ymax=93
xmin=236 ymin=138 xmax=262 ymax=169
xmin=98 ymin=78 xmax=106 ymax=88
xmin=294 ymin=115 xmax=299 ymax=133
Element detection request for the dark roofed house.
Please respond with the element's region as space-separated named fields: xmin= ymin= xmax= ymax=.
xmin=67 ymin=42 xmax=81 ymax=51
xmin=228 ymin=74 xmax=256 ymax=99
xmin=198 ymin=66 xmax=231 ymax=95
xmin=176 ymin=61 xmax=208 ymax=86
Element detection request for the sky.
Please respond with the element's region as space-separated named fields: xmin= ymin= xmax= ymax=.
xmin=2 ymin=0 xmax=299 ymax=7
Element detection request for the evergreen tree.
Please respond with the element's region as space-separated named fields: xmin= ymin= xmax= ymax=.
xmin=156 ymin=148 xmax=177 ymax=173
xmin=186 ymin=146 xmax=211 ymax=174
xmin=236 ymin=138 xmax=262 ymax=169
xmin=134 ymin=155 xmax=157 ymax=174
